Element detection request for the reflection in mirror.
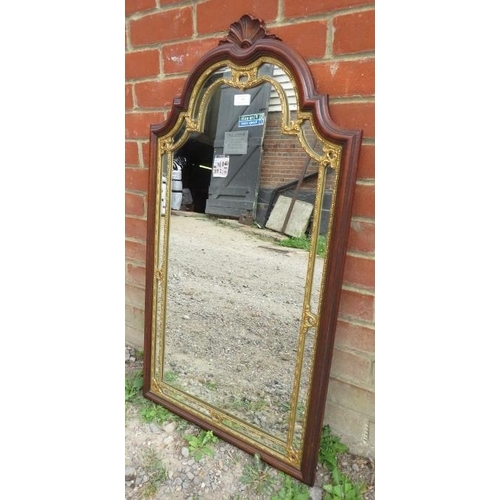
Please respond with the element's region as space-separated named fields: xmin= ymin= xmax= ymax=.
xmin=163 ymin=66 xmax=310 ymax=450
xmin=159 ymin=64 xmax=335 ymax=461
xmin=162 ymin=68 xmax=332 ymax=455
xmin=164 ymin=215 xmax=308 ymax=450
xmin=144 ymin=15 xmax=362 ymax=486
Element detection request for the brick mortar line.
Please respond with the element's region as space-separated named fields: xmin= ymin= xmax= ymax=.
xmin=338 ymin=315 xmax=374 ymax=331
xmin=125 ymin=267 xmax=146 ymax=277
xmin=125 ymin=250 xmax=147 ymax=260
xmin=329 ymin=95 xmax=375 ymax=104
xmin=125 ymin=257 xmax=147 ymax=268
xmin=125 ymin=74 xmax=189 ymax=84
xmin=125 ymin=234 xmax=148 ymax=244
xmin=330 ymin=371 xmax=375 ymax=395
xmin=125 ymin=106 xmax=170 ymax=114
xmin=125 ymin=304 xmax=146 ymax=313
xmin=333 ymin=371 xmax=375 ymax=391
xmin=125 ymin=212 xmax=147 ymax=220
xmin=334 ymin=342 xmax=375 ymax=360
xmin=326 ymin=18 xmax=334 ymax=59
xmin=343 ymin=284 xmax=375 ymax=295
xmin=361 ymin=138 xmax=375 ymax=146
xmin=356 ymin=179 xmax=374 ymax=186
xmin=346 ymin=250 xmax=375 ymax=260
xmin=277 ymin=0 xmax=285 ymax=21
xmin=125 ymin=163 xmax=149 ymax=170
xmin=125 ymin=191 xmax=149 ymax=201
xmin=330 ymin=374 xmax=375 ymax=395
xmin=326 ymin=387 xmax=375 ymax=415
xmin=136 ymin=139 xmax=145 ymax=165
xmin=125 ymin=284 xmax=146 ymax=293
xmin=192 ymin=0 xmax=198 ymax=37
xmin=332 ymin=367 xmax=375 ymax=389
xmin=350 ymin=215 xmax=374 ymax=224
xmin=337 ymin=313 xmax=374 ymax=329
xmin=308 ymin=52 xmax=375 ymax=64
xmin=341 ymin=283 xmax=374 ymax=296
xmin=125 ymin=166 xmax=148 ymax=171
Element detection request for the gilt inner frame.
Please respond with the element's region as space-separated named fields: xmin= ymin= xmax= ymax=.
xmin=149 ymin=57 xmax=342 ymax=468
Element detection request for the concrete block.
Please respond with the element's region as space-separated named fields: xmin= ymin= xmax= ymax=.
xmin=265 ymin=195 xmax=313 ymax=237
xmin=126 ymin=324 xmax=144 ymax=349
xmin=125 ymin=304 xmax=145 ymax=332
xmin=327 ymin=378 xmax=375 ymax=417
xmin=323 ymin=400 xmax=375 ymax=459
xmin=324 ymin=398 xmax=367 ymax=439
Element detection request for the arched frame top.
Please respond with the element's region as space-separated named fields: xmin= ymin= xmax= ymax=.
xmin=152 ymin=15 xmax=361 ymax=154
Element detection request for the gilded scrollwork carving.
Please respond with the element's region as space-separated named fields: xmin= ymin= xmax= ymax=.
xmin=150 ymin=377 xmax=162 ymax=394
xmin=321 ymin=146 xmax=342 ymax=170
xmin=287 ymin=446 xmax=299 ymax=464
xmin=184 ymin=115 xmax=198 ymax=132
xmin=160 ymin=137 xmax=174 ymax=153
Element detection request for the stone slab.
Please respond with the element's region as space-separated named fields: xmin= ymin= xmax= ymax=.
xmin=265 ymin=195 xmax=313 ymax=237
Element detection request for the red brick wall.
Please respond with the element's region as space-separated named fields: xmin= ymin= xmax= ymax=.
xmin=125 ymin=0 xmax=375 ymax=457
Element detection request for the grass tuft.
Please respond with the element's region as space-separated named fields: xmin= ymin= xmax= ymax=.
xmin=319 ymin=426 xmax=366 ymax=500
xmin=277 ymin=235 xmax=327 ymax=257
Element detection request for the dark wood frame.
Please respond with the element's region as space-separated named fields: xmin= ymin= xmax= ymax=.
xmin=143 ymin=15 xmax=362 ymax=485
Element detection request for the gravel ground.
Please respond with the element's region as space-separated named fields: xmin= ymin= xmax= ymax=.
xmin=126 ymin=213 xmax=375 ymax=499
xmin=126 ymin=346 xmax=375 ymax=500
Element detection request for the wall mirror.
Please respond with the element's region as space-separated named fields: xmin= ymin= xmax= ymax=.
xmin=143 ymin=15 xmax=362 ymax=485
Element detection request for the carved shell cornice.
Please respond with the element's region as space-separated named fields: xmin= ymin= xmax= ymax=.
xmin=219 ymin=14 xmax=281 ymax=48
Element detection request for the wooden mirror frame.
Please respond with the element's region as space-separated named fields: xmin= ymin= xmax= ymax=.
xmin=143 ymin=15 xmax=362 ymax=485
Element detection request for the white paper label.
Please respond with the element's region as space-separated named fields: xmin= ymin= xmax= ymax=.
xmin=212 ymin=155 xmax=230 ymax=178
xmin=234 ymin=94 xmax=251 ymax=106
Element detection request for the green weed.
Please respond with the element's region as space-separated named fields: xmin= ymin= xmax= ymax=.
xmin=319 ymin=426 xmax=366 ymax=500
xmin=205 ymin=380 xmax=218 ymax=390
xmin=140 ymin=400 xmax=175 ymax=426
xmin=164 ymin=370 xmax=178 ymax=383
xmin=125 ymin=370 xmax=143 ymax=403
xmin=319 ymin=425 xmax=349 ymax=470
xmin=226 ymin=395 xmax=267 ymax=412
xmin=184 ymin=429 xmax=219 ymax=461
xmin=324 ymin=476 xmax=365 ymax=500
xmin=139 ymin=448 xmax=167 ymax=498
xmin=125 ymin=368 xmax=188 ymax=429
xmin=241 ymin=454 xmax=276 ymax=497
xmin=271 ymin=472 xmax=309 ymax=500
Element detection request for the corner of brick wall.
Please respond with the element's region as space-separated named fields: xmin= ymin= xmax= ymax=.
xmin=125 ymin=0 xmax=375 ymax=458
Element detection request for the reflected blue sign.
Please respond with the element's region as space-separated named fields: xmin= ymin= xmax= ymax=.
xmin=238 ymin=113 xmax=265 ymax=127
